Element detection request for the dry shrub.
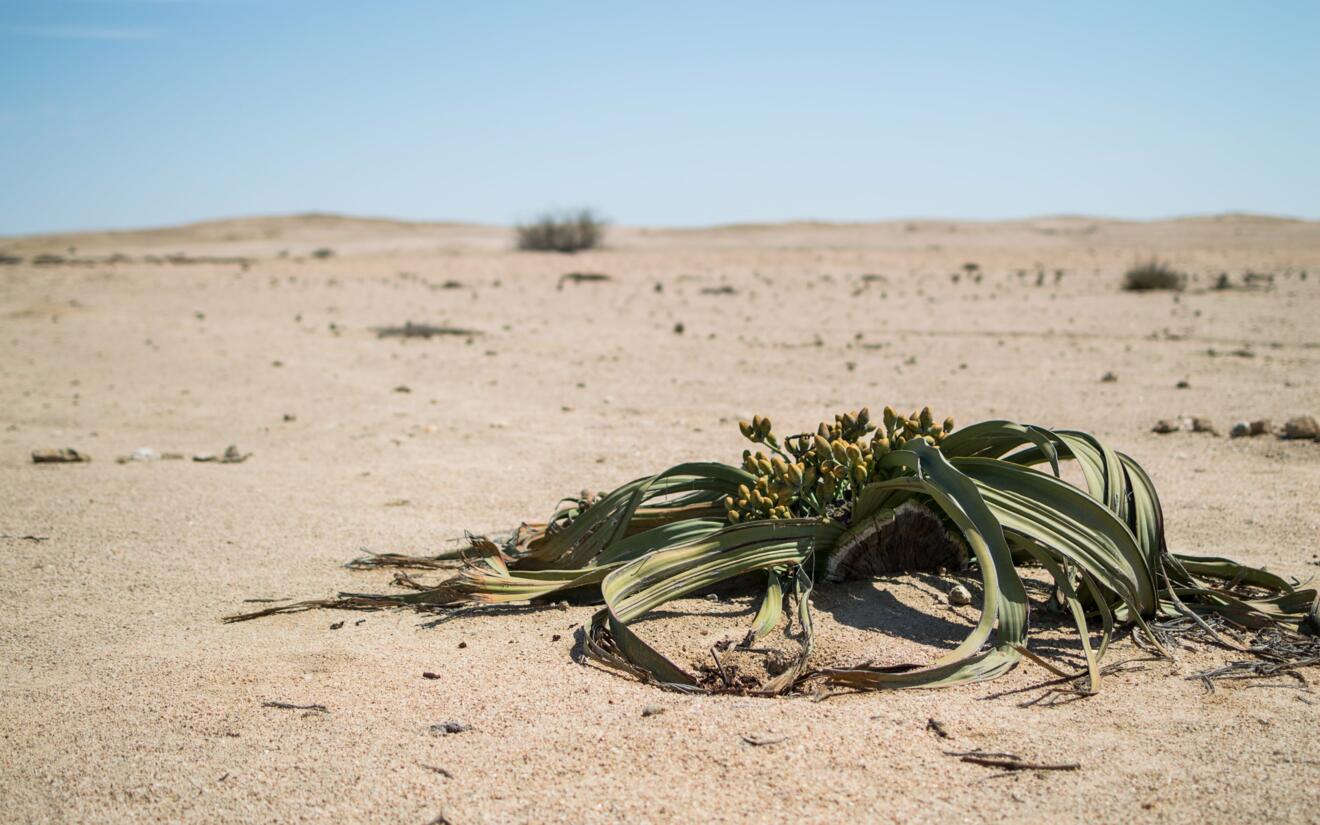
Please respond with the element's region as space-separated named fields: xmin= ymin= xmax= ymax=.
xmin=1122 ymin=259 xmax=1185 ymax=291
xmin=516 ymin=209 xmax=605 ymax=253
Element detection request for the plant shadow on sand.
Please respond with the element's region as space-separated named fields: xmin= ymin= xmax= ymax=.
xmin=813 ymin=573 xmax=1094 ymax=660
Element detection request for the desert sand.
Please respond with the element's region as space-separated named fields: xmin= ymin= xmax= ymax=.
xmin=2 ymin=213 xmax=1319 ymax=823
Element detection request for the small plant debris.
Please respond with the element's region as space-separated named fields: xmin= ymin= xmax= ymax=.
xmin=557 ymin=272 xmax=612 ymax=289
xmin=31 ymin=448 xmax=90 ymax=463
xmin=742 ymin=732 xmax=789 ymax=747
xmin=418 ymin=763 xmax=453 ymax=778
xmin=1190 ymin=627 xmax=1320 ymax=691
xmin=374 ymin=322 xmax=482 ymax=339
xmin=194 ymin=445 xmax=251 ymax=463
xmin=945 ymin=750 xmax=1080 ymax=772
xmin=263 ymin=701 xmax=328 ymax=713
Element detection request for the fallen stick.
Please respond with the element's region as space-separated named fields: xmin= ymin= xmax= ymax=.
xmin=263 ymin=701 xmax=328 ymax=712
xmin=946 ymin=750 xmax=1079 ymax=772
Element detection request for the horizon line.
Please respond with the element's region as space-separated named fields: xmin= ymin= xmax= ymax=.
xmin=5 ymin=208 xmax=1316 ymax=242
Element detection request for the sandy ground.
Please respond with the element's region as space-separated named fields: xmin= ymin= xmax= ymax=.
xmin=2 ymin=214 xmax=1319 ymax=824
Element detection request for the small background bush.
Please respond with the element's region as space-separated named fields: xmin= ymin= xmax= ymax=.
xmin=516 ymin=209 xmax=605 ymax=253
xmin=1122 ymin=259 xmax=1185 ymax=292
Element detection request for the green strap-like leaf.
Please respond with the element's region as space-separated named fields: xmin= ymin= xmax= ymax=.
xmin=954 ymin=457 xmax=1158 ymax=618
xmin=746 ymin=569 xmax=785 ymax=643
xmin=585 ymin=519 xmax=842 ymax=692
xmin=814 ymin=441 xmax=1029 ymax=690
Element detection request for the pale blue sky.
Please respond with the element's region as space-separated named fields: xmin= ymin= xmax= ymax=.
xmin=2 ymin=1 xmax=1317 ymax=234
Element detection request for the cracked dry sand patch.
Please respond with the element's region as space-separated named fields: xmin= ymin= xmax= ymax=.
xmin=2 ymin=215 xmax=1320 ymax=824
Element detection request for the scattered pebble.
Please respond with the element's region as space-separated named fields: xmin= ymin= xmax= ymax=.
xmin=1153 ymin=417 xmax=1216 ymax=436
xmin=422 ymin=672 xmax=440 ymax=680
xmin=1281 ymin=415 xmax=1319 ymax=440
xmin=31 ymin=448 xmax=89 ymax=463
xmin=394 ymin=385 xmax=412 ymax=393
xmin=948 ymin=584 xmax=972 ymax=606
xmin=429 ymin=721 xmax=470 ymax=736
xmin=116 ymin=447 xmax=186 ymax=464
xmin=1230 ymin=419 xmax=1273 ymax=438
xmin=1100 ymin=371 xmax=1117 ymax=383
xmin=1190 ymin=417 xmax=1218 ymax=435
xmin=193 ymin=445 xmax=251 ymax=463
xmin=1176 ymin=379 xmax=1190 ymax=389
